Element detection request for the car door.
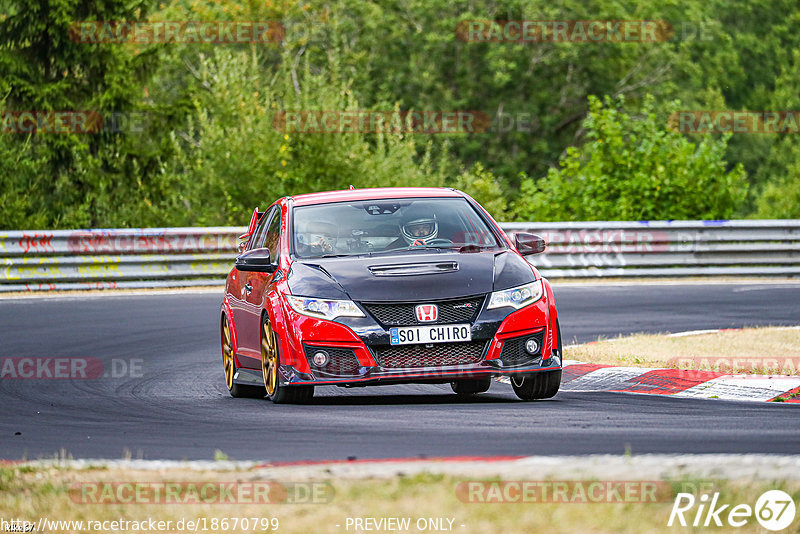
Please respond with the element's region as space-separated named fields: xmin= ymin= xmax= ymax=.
xmin=230 ymin=207 xmax=274 ymax=367
xmin=239 ymin=206 xmax=283 ymax=366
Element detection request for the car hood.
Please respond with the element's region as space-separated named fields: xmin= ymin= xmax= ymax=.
xmin=287 ymin=250 xmax=535 ymax=302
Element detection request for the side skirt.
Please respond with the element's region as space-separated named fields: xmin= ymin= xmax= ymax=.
xmin=232 ymin=365 xmax=263 ymax=386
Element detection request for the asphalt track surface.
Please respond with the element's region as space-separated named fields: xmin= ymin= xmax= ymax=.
xmin=1 ymin=282 xmax=799 ymax=461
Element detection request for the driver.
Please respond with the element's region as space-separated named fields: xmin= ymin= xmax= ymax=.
xmin=379 ymin=209 xmax=439 ymax=250
xmin=296 ymin=220 xmax=338 ymax=255
xmin=401 ymin=216 xmax=438 ymax=246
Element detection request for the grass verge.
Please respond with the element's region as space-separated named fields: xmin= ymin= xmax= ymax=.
xmin=1 ymin=464 xmax=798 ymax=534
xmin=568 ymin=326 xmax=800 ymax=375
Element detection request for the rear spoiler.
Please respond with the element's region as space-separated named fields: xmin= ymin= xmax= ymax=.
xmin=238 ymin=207 xmax=265 ymax=241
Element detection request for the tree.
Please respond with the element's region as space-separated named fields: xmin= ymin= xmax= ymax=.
xmin=160 ymin=49 xmax=452 ymax=225
xmin=513 ymin=95 xmax=748 ymax=221
xmin=0 ymin=0 xmax=166 ymax=228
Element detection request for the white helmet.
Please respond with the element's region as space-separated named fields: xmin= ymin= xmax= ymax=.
xmin=401 ymin=216 xmax=438 ymax=245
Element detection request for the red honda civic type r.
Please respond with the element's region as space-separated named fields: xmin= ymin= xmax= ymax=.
xmin=220 ymin=187 xmax=562 ymax=403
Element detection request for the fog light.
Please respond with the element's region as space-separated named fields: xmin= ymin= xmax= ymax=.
xmin=312 ymin=351 xmax=330 ymax=367
xmin=524 ymin=338 xmax=540 ymax=355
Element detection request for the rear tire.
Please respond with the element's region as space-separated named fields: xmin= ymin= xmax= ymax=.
xmin=450 ymin=378 xmax=492 ymax=396
xmin=261 ymin=315 xmax=314 ymax=404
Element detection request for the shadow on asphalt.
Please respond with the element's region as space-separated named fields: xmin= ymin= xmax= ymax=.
xmin=298 ymin=393 xmax=556 ymax=406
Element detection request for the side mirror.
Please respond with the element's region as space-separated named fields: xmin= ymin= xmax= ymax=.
xmin=235 ymin=248 xmax=277 ymax=273
xmin=514 ymin=232 xmax=546 ymax=256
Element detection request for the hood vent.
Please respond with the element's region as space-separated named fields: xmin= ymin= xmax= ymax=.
xmin=368 ymin=262 xmax=459 ymax=277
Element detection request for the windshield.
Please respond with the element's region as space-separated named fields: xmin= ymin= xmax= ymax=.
xmin=292 ymin=197 xmax=502 ymax=259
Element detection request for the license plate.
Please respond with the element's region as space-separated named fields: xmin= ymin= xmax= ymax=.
xmin=389 ymin=324 xmax=472 ymax=345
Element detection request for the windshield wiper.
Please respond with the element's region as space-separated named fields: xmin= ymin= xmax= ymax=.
xmin=309 ymin=245 xmax=493 ymax=259
xmin=457 ymin=244 xmax=496 ymax=253
xmin=298 ymin=253 xmax=361 ymax=260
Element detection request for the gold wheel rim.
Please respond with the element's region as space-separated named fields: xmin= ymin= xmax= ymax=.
xmin=261 ymin=320 xmax=278 ymax=396
xmin=222 ymin=316 xmax=234 ymax=390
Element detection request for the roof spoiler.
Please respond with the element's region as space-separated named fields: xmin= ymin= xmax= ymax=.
xmin=238 ymin=207 xmax=264 ymax=241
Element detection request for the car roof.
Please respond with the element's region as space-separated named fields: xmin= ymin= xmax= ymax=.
xmin=291 ymin=187 xmax=464 ymax=207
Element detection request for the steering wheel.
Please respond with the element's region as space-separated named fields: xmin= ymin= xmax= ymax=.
xmin=412 ymin=238 xmax=454 ymax=247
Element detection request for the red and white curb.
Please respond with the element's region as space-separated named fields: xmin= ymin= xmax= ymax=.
xmin=497 ymin=327 xmax=800 ymax=403
xmin=497 ymin=362 xmax=800 ymax=402
xmin=558 ymin=362 xmax=800 ymax=402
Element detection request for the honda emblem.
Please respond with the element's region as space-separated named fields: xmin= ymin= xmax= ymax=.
xmin=415 ymin=304 xmax=438 ymax=322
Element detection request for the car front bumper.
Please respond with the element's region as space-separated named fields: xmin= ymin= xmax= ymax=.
xmin=274 ymin=292 xmax=561 ymax=387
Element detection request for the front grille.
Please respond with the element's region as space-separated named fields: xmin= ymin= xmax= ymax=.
xmin=361 ymin=296 xmax=484 ymax=327
xmin=372 ymin=340 xmax=488 ymax=368
xmin=303 ymin=345 xmax=362 ymax=377
xmin=499 ymin=330 xmax=546 ymax=366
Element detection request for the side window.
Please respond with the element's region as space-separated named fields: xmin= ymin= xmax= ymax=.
xmin=263 ymin=207 xmax=282 ymax=263
xmin=249 ymin=207 xmax=274 ymax=251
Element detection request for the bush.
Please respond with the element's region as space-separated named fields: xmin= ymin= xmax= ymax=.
xmin=451 ymin=162 xmax=509 ymax=221
xmin=513 ymin=95 xmax=748 ymax=221
xmin=162 ymin=49 xmax=453 ymax=226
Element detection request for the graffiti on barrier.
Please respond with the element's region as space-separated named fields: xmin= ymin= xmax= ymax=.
xmin=18 ymin=233 xmax=55 ymax=254
xmin=66 ymin=231 xmax=237 ymax=254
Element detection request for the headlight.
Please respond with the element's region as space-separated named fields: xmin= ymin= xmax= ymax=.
xmin=286 ymin=295 xmax=365 ymax=320
xmin=486 ymin=280 xmax=544 ymax=310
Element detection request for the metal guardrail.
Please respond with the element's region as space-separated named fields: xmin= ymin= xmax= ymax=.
xmin=507 ymin=220 xmax=800 ymax=278
xmin=1 ymin=220 xmax=799 ymax=291
xmin=0 ymin=228 xmax=238 ymax=292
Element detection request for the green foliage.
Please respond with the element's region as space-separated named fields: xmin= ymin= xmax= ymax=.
xmin=297 ymin=0 xmax=685 ymax=186
xmin=1 ymin=0 xmax=799 ymax=228
xmin=513 ymin=96 xmax=748 ymax=221
xmin=451 ymin=162 xmax=509 ymax=221
xmin=161 ymin=49 xmax=449 ymax=226
xmin=0 ymin=0 xmax=174 ymax=228
xmin=0 ymin=131 xmax=49 ymax=228
xmin=751 ymin=49 xmax=800 ymax=218
xmin=755 ymin=177 xmax=800 ymax=218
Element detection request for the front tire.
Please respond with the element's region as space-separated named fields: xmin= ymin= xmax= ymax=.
xmin=261 ymin=315 xmax=314 ymax=404
xmin=450 ymin=378 xmax=492 ymax=396
xmin=221 ymin=314 xmax=265 ymax=398
xmin=511 ymin=319 xmax=563 ymax=401
xmin=511 ymin=370 xmax=561 ymax=400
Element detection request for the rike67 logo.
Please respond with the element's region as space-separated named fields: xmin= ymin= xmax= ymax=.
xmin=669 ymin=490 xmax=796 ymax=531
